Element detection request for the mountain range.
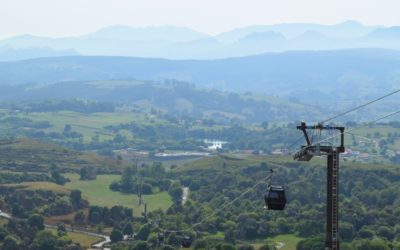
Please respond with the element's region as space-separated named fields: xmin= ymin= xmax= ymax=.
xmin=1 ymin=21 xmax=400 ymax=60
xmin=1 ymin=48 xmax=400 ymax=108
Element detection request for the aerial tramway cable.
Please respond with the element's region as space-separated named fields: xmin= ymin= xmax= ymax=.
xmin=286 ymin=88 xmax=400 ymax=155
xmin=187 ymin=108 xmax=400 ymax=232
xmin=189 ymin=171 xmax=275 ymax=230
xmin=308 ymin=109 xmax=400 ymax=149
xmin=320 ymin=89 xmax=400 ymax=124
xmin=147 ymin=98 xmax=400 ymax=246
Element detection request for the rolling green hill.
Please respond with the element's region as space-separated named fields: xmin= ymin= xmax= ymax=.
xmin=0 ymin=138 xmax=126 ymax=172
xmin=0 ymin=80 xmax=323 ymax=123
xmin=1 ymin=49 xmax=400 ymax=104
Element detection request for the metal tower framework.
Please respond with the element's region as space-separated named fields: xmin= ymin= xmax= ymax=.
xmin=293 ymin=122 xmax=345 ymax=250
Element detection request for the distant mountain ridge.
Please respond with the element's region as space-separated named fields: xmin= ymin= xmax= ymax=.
xmin=1 ymin=48 xmax=400 ymax=106
xmin=0 ymin=46 xmax=78 ymax=61
xmin=215 ymin=20 xmax=375 ymax=42
xmin=1 ymin=21 xmax=400 ymax=60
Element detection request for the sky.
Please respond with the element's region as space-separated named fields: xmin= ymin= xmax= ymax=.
xmin=1 ymin=0 xmax=400 ymax=39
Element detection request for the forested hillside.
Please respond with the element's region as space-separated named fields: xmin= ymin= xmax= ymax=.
xmin=0 ymin=80 xmax=322 ymax=123
xmin=1 ymin=49 xmax=400 ymax=105
xmin=157 ymin=155 xmax=400 ymax=249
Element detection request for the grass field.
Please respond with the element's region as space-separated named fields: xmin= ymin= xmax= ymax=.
xmin=48 ymin=228 xmax=102 ymax=248
xmin=271 ymin=234 xmax=303 ymax=250
xmin=250 ymin=234 xmax=302 ymax=250
xmin=0 ymin=217 xmax=8 ymax=226
xmin=0 ymin=217 xmax=101 ymax=247
xmin=1 ymin=181 xmax=70 ymax=194
xmin=176 ymin=154 xmax=299 ymax=172
xmin=64 ymin=174 xmax=172 ymax=215
xmin=0 ymin=138 xmax=126 ymax=172
xmin=16 ymin=111 xmax=168 ymax=143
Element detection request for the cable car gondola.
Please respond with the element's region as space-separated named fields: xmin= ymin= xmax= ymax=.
xmin=265 ymin=185 xmax=286 ymax=210
xmin=181 ymin=235 xmax=193 ymax=248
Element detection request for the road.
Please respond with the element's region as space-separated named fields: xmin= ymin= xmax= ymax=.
xmin=0 ymin=211 xmax=110 ymax=249
xmin=182 ymin=187 xmax=190 ymax=205
xmin=276 ymin=241 xmax=285 ymax=249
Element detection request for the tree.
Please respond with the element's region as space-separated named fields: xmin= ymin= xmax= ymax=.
xmin=236 ymin=213 xmax=259 ymax=239
xmin=377 ymin=226 xmax=394 ymax=240
xmin=136 ymin=224 xmax=150 ymax=241
xmin=132 ymin=241 xmax=150 ymax=250
xmin=120 ymin=166 xmax=134 ymax=193
xmin=11 ymin=204 xmax=24 ymax=218
xmin=141 ymin=183 xmax=153 ymax=194
xmin=340 ymin=222 xmax=355 ymax=241
xmin=150 ymin=162 xmax=166 ymax=178
xmin=166 ymin=232 xmax=180 ymax=247
xmin=28 ymin=214 xmax=45 ymax=230
xmin=80 ymin=166 xmax=97 ymax=180
xmin=216 ymin=243 xmax=236 ymax=250
xmin=168 ymin=182 xmax=183 ymax=204
xmin=63 ymin=124 xmax=72 ymax=133
xmin=193 ymin=239 xmax=207 ymax=249
xmin=353 ymin=239 xmax=390 ymax=250
xmin=161 ymin=245 xmax=175 ymax=250
xmin=110 ymin=229 xmax=123 ymax=243
xmin=70 ymin=190 xmax=82 ymax=209
xmin=358 ymin=227 xmax=375 ymax=239
xmin=0 ymin=227 xmax=9 ymax=241
xmin=261 ymin=121 xmax=269 ymax=130
xmin=74 ymin=211 xmax=85 ymax=225
xmin=122 ymin=222 xmax=133 ymax=236
xmin=296 ymin=237 xmax=324 ymax=250
xmin=50 ymin=164 xmax=67 ymax=185
xmin=31 ymin=230 xmax=58 ymax=250
xmin=57 ymin=224 xmax=67 ymax=237
xmin=224 ymin=228 xmax=236 ymax=243
xmin=3 ymin=235 xmax=21 ymax=250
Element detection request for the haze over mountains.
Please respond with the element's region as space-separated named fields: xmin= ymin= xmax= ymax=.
xmin=1 ymin=20 xmax=400 ymax=113
xmin=1 ymin=49 xmax=400 ymax=107
xmin=1 ymin=21 xmax=400 ymax=60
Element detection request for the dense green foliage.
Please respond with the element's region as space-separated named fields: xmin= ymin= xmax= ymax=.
xmin=1 ymin=188 xmax=88 ymax=218
xmin=110 ymin=163 xmax=170 ymax=195
xmin=0 ymin=220 xmax=82 ymax=249
xmin=2 ymin=100 xmax=399 ymax=165
xmin=139 ymin=156 xmax=400 ymax=247
xmin=1 ymin=99 xmax=115 ymax=114
xmin=88 ymin=205 xmax=133 ymax=226
xmin=0 ymin=172 xmax=52 ymax=184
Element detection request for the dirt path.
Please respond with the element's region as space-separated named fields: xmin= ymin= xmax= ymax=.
xmin=0 ymin=211 xmax=110 ymax=249
xmin=182 ymin=187 xmax=190 ymax=205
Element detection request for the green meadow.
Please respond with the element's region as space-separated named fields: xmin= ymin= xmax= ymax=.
xmin=64 ymin=173 xmax=172 ymax=216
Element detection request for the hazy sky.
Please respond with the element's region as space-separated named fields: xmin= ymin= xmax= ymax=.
xmin=1 ymin=0 xmax=400 ymax=39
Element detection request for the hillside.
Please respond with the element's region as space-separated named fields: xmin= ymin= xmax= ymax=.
xmin=0 ymin=138 xmax=125 ymax=172
xmin=167 ymin=154 xmax=400 ymax=248
xmin=0 ymin=80 xmax=323 ymax=123
xmin=1 ymin=49 xmax=399 ymax=106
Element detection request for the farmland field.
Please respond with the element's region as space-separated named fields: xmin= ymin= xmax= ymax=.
xmin=64 ymin=173 xmax=172 ymax=215
xmin=48 ymin=228 xmax=102 ymax=248
xmin=1 ymin=181 xmax=70 ymax=194
xmin=271 ymin=234 xmax=303 ymax=250
xmin=19 ymin=111 xmax=147 ymax=142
